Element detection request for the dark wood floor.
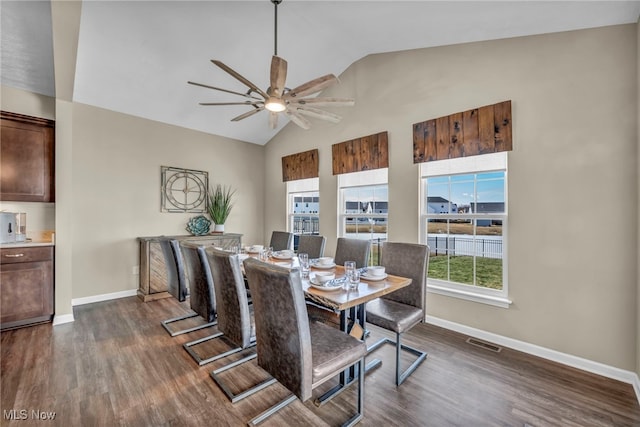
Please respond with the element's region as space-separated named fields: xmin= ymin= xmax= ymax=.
xmin=2 ymin=296 xmax=639 ymax=427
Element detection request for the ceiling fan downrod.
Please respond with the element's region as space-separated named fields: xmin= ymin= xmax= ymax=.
xmin=272 ymin=0 xmax=283 ymax=56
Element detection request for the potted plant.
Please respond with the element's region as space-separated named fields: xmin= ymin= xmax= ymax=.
xmin=208 ymin=184 xmax=235 ymax=233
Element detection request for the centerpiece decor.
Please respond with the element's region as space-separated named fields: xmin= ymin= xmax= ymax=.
xmin=186 ymin=215 xmax=211 ymax=236
xmin=208 ymin=184 xmax=236 ymax=233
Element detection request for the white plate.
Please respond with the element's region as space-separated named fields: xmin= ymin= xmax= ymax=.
xmin=311 ymin=262 xmax=336 ymax=269
xmin=309 ymin=278 xmax=345 ymax=291
xmin=360 ymin=273 xmax=388 ymax=281
xmin=272 ymin=251 xmax=294 ymax=260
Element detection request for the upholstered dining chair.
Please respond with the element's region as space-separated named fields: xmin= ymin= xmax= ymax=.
xmin=204 ymin=247 xmax=276 ymax=402
xmin=243 ymin=258 xmax=366 ymax=427
xmin=160 ymin=239 xmax=216 ymax=336
xmin=365 ymin=242 xmax=430 ymax=386
xmin=334 ymin=237 xmax=371 ymax=268
xmin=269 ymin=231 xmax=293 ymax=251
xmin=296 ymin=234 xmax=326 ymax=259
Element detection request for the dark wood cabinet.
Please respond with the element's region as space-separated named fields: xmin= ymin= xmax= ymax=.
xmin=0 ymin=246 xmax=54 ymax=330
xmin=0 ymin=111 xmax=55 ymax=202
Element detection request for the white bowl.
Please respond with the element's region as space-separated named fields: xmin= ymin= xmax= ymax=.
xmin=368 ymin=266 xmax=386 ymax=276
xmin=317 ymin=257 xmax=334 ymax=265
xmin=314 ymin=272 xmax=335 ymax=284
xmin=250 ymin=245 xmax=264 ymax=252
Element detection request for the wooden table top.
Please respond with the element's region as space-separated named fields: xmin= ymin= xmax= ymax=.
xmin=243 ymin=254 xmax=412 ymax=311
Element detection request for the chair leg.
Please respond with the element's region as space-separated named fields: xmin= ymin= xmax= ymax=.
xmin=210 ymin=352 xmax=278 ymax=403
xmin=247 ymin=394 xmax=297 ymax=426
xmin=366 ymin=333 xmax=427 ymax=386
xmin=183 ymin=332 xmax=243 ymax=366
xmin=341 ymin=357 xmax=365 ymax=427
xmin=160 ymin=313 xmax=217 ymax=337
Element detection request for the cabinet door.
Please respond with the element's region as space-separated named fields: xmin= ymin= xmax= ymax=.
xmin=0 ymin=111 xmax=55 ymax=202
xmin=0 ymin=260 xmax=54 ymax=326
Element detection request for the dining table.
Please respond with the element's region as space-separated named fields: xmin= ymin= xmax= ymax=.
xmin=242 ymin=250 xmax=413 ymax=405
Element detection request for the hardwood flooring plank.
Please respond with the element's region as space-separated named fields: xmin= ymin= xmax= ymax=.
xmin=1 ymin=296 xmax=639 ymax=427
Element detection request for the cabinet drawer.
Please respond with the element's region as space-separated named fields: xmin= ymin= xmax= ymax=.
xmin=1 ymin=246 xmax=53 ymax=264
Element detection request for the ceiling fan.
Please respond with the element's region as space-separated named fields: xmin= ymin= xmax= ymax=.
xmin=188 ymin=0 xmax=354 ymax=130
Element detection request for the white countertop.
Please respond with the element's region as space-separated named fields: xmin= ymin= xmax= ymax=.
xmin=1 ymin=240 xmax=55 ymax=248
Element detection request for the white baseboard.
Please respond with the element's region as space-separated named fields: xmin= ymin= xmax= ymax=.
xmin=71 ymin=288 xmax=138 ymax=307
xmin=425 ymin=315 xmax=640 ymax=406
xmin=52 ymin=313 xmax=74 ymax=325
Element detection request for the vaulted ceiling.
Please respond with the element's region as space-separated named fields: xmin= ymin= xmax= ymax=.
xmin=2 ymin=1 xmax=639 ymax=145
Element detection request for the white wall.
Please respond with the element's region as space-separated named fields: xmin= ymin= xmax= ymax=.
xmin=264 ymin=25 xmax=638 ymax=371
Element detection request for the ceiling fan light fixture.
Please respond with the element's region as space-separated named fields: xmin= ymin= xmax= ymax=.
xmin=265 ymin=97 xmax=286 ymax=112
xmin=189 ymin=0 xmax=353 ymax=130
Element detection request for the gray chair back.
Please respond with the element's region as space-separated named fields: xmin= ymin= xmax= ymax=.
xmin=334 ymin=237 xmax=371 ymax=268
xmin=180 ymin=242 xmax=216 ymax=322
xmin=243 ymin=258 xmax=313 ymax=401
xmin=159 ymin=238 xmax=188 ymax=302
xmin=269 ymin=231 xmax=293 ymax=251
xmin=297 ymin=235 xmax=326 ymax=259
xmin=380 ymin=242 xmax=429 ymax=310
xmin=205 ymin=247 xmax=253 ymax=349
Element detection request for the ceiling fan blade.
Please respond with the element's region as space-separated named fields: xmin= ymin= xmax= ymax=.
xmin=293 ymin=106 xmax=342 ymax=123
xmin=268 ymin=111 xmax=278 ymax=129
xmin=284 ymin=74 xmax=338 ymax=99
xmin=231 ymin=106 xmax=265 ymax=122
xmin=187 ymin=81 xmax=262 ymax=100
xmin=211 ymin=60 xmax=269 ymax=99
xmin=270 ymin=56 xmax=288 ymax=97
xmin=284 ymin=110 xmax=311 ymax=130
xmin=289 ymin=97 xmax=354 ymax=107
xmin=199 ymin=101 xmax=262 ymax=106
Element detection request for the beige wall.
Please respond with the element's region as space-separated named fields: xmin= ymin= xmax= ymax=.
xmin=265 ymin=25 xmax=639 ymax=371
xmin=70 ymin=103 xmax=265 ymax=298
xmin=636 ymin=18 xmax=640 ymax=380
xmin=1 ymin=85 xmax=264 ymax=305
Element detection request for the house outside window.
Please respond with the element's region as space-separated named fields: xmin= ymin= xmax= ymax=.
xmin=286 ymin=178 xmax=319 ymax=250
xmin=419 ymin=152 xmax=510 ymax=308
xmin=338 ymin=169 xmax=388 ymax=265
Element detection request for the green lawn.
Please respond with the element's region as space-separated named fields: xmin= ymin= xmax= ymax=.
xmin=428 ymin=255 xmax=503 ymax=289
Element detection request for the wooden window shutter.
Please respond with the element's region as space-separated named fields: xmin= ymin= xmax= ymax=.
xmin=332 ymin=131 xmax=389 ymax=175
xmin=413 ymin=100 xmax=512 ymax=163
xmin=281 ymin=149 xmax=319 ymax=182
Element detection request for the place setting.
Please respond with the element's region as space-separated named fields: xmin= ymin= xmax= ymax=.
xmin=359 ymin=265 xmax=387 ymax=281
xmin=308 ymin=271 xmax=346 ymax=291
xmin=310 ymin=256 xmax=336 ymax=269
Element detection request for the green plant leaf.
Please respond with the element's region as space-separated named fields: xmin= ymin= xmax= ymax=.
xmin=208 ymin=184 xmax=236 ymax=224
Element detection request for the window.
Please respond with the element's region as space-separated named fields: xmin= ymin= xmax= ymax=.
xmin=287 ymin=178 xmax=319 ymax=250
xmin=419 ymin=152 xmax=510 ymax=308
xmin=338 ymin=169 xmax=388 ymax=265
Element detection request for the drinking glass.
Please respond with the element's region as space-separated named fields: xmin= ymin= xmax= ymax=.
xmin=267 ymin=246 xmax=274 ymax=258
xmin=298 ymin=253 xmax=310 ymax=279
xmin=259 ymin=249 xmax=269 ymax=262
xmin=344 ymin=260 xmax=356 ymax=275
xmin=348 ymin=269 xmax=360 ymax=290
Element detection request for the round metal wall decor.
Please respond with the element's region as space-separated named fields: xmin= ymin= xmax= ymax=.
xmin=161 ymin=166 xmax=208 ymax=213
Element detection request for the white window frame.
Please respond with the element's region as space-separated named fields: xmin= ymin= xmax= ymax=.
xmin=286 ymin=178 xmax=319 ymax=237
xmin=419 ymin=153 xmax=511 ymax=308
xmin=337 ymin=168 xmax=388 ymax=241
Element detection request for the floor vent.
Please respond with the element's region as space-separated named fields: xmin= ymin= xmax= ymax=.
xmin=466 ymin=337 xmax=502 ymax=353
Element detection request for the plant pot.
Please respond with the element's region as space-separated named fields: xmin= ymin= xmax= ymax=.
xmin=213 ymin=224 xmax=225 ymax=233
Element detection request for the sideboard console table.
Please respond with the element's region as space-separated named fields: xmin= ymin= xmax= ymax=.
xmin=137 ymin=233 xmax=242 ymax=302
